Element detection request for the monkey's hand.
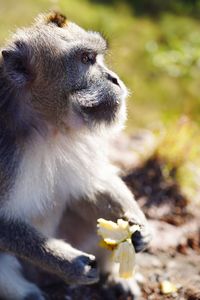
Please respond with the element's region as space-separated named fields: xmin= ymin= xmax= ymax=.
xmin=124 ymin=212 xmax=151 ymax=253
xmin=72 ymin=254 xmax=99 ymax=285
xmin=45 ymin=239 xmax=99 ymax=285
xmin=131 ymin=226 xmax=151 ymax=253
xmin=62 ymin=253 xmax=99 ymax=285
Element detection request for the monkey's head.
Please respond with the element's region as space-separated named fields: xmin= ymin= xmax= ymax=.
xmin=0 ymin=12 xmax=128 ymax=135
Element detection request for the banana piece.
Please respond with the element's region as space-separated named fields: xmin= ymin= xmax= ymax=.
xmin=97 ymin=218 xmax=140 ymax=278
xmin=113 ymin=239 xmax=136 ymax=278
xmin=97 ymin=218 xmax=129 ymax=245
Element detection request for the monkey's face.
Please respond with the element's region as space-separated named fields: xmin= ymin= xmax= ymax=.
xmin=1 ymin=13 xmax=128 ymax=133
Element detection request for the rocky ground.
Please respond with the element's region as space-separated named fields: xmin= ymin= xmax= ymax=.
xmin=40 ymin=133 xmax=200 ymax=299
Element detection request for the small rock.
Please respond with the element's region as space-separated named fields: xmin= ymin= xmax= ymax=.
xmin=160 ymin=280 xmax=177 ymax=294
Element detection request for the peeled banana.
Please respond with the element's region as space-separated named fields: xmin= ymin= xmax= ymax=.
xmin=97 ymin=218 xmax=140 ymax=278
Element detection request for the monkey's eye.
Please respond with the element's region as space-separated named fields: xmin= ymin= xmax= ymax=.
xmin=81 ymin=51 xmax=96 ymax=64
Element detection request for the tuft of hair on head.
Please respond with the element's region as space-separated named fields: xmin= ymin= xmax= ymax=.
xmin=45 ymin=11 xmax=68 ymax=28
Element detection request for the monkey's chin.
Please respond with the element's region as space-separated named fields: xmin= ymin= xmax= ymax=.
xmin=59 ymin=96 xmax=126 ymax=133
xmin=79 ymin=95 xmax=122 ymax=125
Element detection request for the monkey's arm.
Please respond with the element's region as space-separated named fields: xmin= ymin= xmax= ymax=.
xmin=0 ymin=215 xmax=98 ymax=284
xmin=95 ymin=176 xmax=151 ymax=252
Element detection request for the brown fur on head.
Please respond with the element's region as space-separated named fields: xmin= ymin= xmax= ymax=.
xmin=45 ymin=11 xmax=68 ymax=28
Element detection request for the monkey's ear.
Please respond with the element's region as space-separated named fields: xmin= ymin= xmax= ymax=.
xmin=1 ymin=41 xmax=33 ymax=87
xmin=45 ymin=11 xmax=68 ymax=28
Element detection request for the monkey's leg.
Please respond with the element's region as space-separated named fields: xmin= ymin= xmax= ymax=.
xmin=0 ymin=216 xmax=99 ymax=286
xmin=0 ymin=253 xmax=44 ymax=300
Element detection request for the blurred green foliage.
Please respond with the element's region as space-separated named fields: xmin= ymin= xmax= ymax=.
xmin=92 ymin=0 xmax=200 ymax=17
xmin=155 ymin=117 xmax=200 ymax=203
xmin=129 ymin=0 xmax=200 ymax=17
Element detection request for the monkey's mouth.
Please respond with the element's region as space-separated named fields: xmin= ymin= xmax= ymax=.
xmin=80 ymin=98 xmax=120 ymax=124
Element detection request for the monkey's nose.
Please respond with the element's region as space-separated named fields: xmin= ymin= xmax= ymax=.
xmin=106 ymin=73 xmax=120 ymax=87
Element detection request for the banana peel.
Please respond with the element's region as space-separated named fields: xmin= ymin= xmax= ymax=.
xmin=97 ymin=218 xmax=140 ymax=278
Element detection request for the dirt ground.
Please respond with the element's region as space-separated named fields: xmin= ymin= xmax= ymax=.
xmin=41 ymin=153 xmax=200 ymax=300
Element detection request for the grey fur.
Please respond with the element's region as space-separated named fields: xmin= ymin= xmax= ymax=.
xmin=0 ymin=217 xmax=99 ymax=285
xmin=0 ymin=12 xmax=151 ymax=299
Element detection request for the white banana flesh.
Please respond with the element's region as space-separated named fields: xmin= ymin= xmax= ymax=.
xmin=97 ymin=218 xmax=140 ymax=278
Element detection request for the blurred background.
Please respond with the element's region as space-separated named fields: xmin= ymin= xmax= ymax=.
xmin=0 ymin=1 xmax=200 ymax=298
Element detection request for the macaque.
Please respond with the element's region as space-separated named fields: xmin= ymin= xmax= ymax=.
xmin=0 ymin=12 xmax=150 ymax=299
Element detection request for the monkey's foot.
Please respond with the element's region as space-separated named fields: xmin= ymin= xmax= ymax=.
xmin=0 ymin=254 xmax=45 ymax=300
xmin=107 ymin=274 xmax=141 ymax=300
xmin=23 ymin=291 xmax=46 ymax=300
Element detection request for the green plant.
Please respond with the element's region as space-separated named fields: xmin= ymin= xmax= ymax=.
xmin=155 ymin=117 xmax=200 ymax=203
